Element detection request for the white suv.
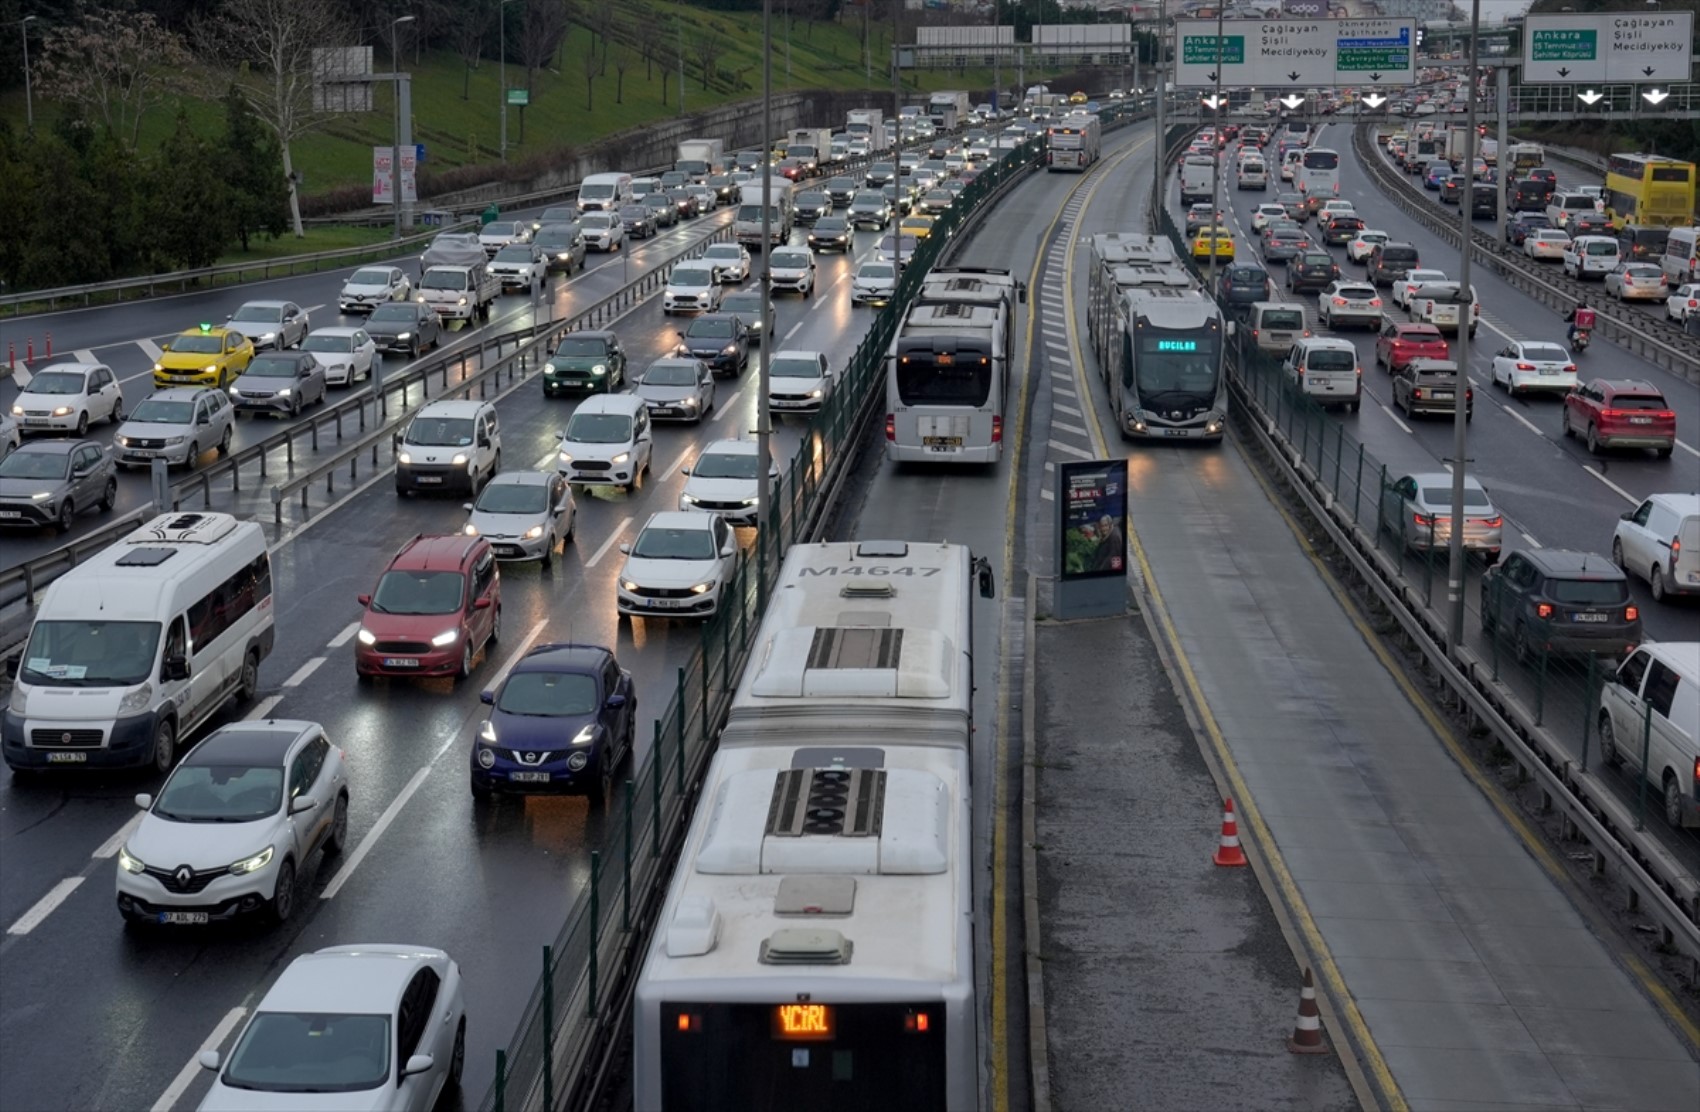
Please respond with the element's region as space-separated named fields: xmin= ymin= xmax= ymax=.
xmin=556 ymin=393 xmax=653 ymax=490
xmin=663 ymin=261 xmax=724 ymax=314
xmin=580 ymin=212 xmax=625 ymax=252
xmin=768 ymin=247 xmax=817 ymax=297
xmin=617 ymin=511 xmax=737 ymax=619
xmin=116 ymin=720 xmax=348 ymax=928
xmin=680 ymin=439 xmax=778 ymax=527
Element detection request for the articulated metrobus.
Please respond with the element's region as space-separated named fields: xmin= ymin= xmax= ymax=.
xmin=633 ymin=540 xmax=993 ymax=1112
xmin=1046 ymin=115 xmax=1102 ymax=172
xmin=1603 ymin=153 xmax=1697 ymax=229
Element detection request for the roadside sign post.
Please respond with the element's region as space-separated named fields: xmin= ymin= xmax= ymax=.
xmin=150 ymin=458 xmax=170 ymax=516
xmin=1519 ymin=12 xmax=1693 ymax=83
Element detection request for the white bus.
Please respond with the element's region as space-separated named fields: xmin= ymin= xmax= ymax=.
xmin=1297 ymin=147 xmax=1342 ymax=213
xmin=884 ymin=268 xmax=1024 ymax=466
xmin=2 ymin=512 xmax=274 ymax=773
xmin=1046 ymin=115 xmax=1101 ymax=172
xmin=1111 ymin=283 xmax=1230 ymax=443
xmin=1086 ymin=232 xmax=1190 ymax=368
xmin=634 ymin=541 xmax=993 ymax=1111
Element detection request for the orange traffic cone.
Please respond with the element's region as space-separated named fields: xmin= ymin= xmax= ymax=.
xmin=1288 ymin=967 xmax=1328 ymax=1054
xmin=1213 ymin=797 xmax=1248 ymax=867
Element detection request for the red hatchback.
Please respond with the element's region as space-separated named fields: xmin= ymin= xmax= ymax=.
xmin=1375 ymin=321 xmax=1450 ymax=371
xmin=1562 ymin=379 xmax=1677 ymax=458
xmin=356 ymin=534 xmax=502 ymax=680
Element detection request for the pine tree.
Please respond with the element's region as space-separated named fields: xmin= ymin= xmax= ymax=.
xmin=148 ymin=112 xmax=234 ymax=270
xmin=221 ymin=85 xmax=290 ymax=252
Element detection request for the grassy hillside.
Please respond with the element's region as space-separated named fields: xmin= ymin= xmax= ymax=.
xmin=5 ymin=3 xmax=1075 ymax=208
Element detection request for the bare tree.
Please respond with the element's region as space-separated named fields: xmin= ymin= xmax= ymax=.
xmin=591 ymin=0 xmax=617 ymax=64
xmin=520 ymin=0 xmax=569 ymax=91
xmin=611 ymin=44 xmax=629 ymax=104
xmin=633 ymin=4 xmax=660 ymax=80
xmin=452 ymin=0 xmax=494 ymax=100
xmin=201 ymin=0 xmax=350 ymax=238
xmin=35 ymin=9 xmax=194 ymax=148
xmin=692 ymin=26 xmax=723 ymax=91
xmin=580 ymin=33 xmax=601 ymax=111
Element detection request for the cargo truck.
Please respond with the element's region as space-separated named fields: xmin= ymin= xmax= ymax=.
xmin=846 ymin=109 xmax=888 ymax=152
xmin=734 ymin=180 xmax=794 ymax=248
xmin=928 ymin=91 xmax=971 ymax=131
xmin=417 ymin=261 xmax=499 ymax=322
xmin=675 ymin=138 xmax=725 ymax=181
xmin=786 ymin=128 xmax=833 ymax=173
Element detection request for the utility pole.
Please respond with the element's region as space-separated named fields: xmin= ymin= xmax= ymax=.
xmin=391 ymin=15 xmax=415 ymax=239
xmin=757 ymin=0 xmax=775 ymax=544
xmin=678 ymin=18 xmax=686 ymax=116
xmin=992 ymin=0 xmax=1001 ymax=115
xmin=1207 ymin=3 xmax=1225 ymax=288
xmin=499 ymin=0 xmax=520 ymax=161
xmin=18 ymin=15 xmax=36 ymax=131
xmin=1447 ymin=0 xmax=1481 ymax=649
xmin=1494 ymin=66 xmax=1509 ymax=246
xmin=1152 ymin=0 xmax=1166 ymax=222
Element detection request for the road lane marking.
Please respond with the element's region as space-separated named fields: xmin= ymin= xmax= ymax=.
xmin=584 ymin=517 xmax=633 ymax=568
xmin=150 ymin=1006 xmax=248 ymax=1112
xmin=321 ymin=619 xmax=547 ymax=901
xmin=282 ymin=657 xmax=325 ymax=688
xmin=1379 ymin=404 xmax=1413 ymax=434
xmin=327 ymin=620 xmax=361 ymax=649
xmin=1497 ymin=402 xmax=1545 ymax=435
xmin=138 ymin=339 xmax=162 ymax=360
xmin=659 ymin=447 xmax=694 ymax=483
xmin=781 ymin=318 xmax=807 ymax=344
xmin=93 ymin=813 xmax=145 ymax=860
xmin=74 ymin=349 xmax=96 ymax=364
xmin=244 ymin=695 xmax=283 ymax=721
xmin=6 ymin=878 xmax=85 ymax=936
xmin=1521 ymin=531 xmax=1542 ymax=548
xmin=1583 ymin=465 xmax=1639 ymax=504
xmin=1046 ymin=437 xmax=1091 ymax=458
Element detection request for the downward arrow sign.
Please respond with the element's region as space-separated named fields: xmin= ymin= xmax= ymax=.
xmin=1280 ymin=94 xmax=1305 ymax=109
xmin=1643 ymin=66 xmax=1656 ymax=77
xmin=1577 ymin=89 xmax=1604 ymax=106
xmin=1557 ymin=67 xmax=1570 ymax=77
xmin=1287 ymin=71 xmax=1301 ymax=81
xmin=1368 ymin=73 xmax=1382 ymax=82
xmin=1362 ymin=93 xmax=1387 ymax=109
xmin=1643 ymin=88 xmax=1670 ymax=105
xmin=1207 ymin=70 xmax=1218 ymax=81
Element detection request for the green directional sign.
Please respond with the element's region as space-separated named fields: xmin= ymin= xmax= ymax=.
xmin=1181 ymin=35 xmax=1244 ymax=66
xmin=506 ymin=88 xmax=530 ymax=106
xmin=1529 ymin=29 xmax=1596 ymax=63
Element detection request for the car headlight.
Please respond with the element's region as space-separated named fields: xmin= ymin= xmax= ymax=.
xmin=689 ymin=582 xmax=715 ymax=594
xmin=571 ymin=724 xmax=599 ymax=746
xmin=431 ymin=629 xmax=459 ymax=647
xmin=557 ymin=252 xmax=571 ymax=260
xmin=610 ymin=452 xmax=630 ymax=465
xmin=151 ymin=363 xmax=164 ymax=374
xmin=117 ymin=435 xmax=132 ymax=447
xmin=722 ymin=344 xmax=738 ymax=355
xmin=592 ymin=364 xmax=607 ymax=376
xmin=479 ymin=719 xmax=497 ymax=743
xmin=740 ymin=497 xmax=758 ymax=506
xmin=258 ymin=332 xmax=276 ymax=343
xmin=808 ymin=389 xmax=823 ymax=398
xmin=31 ymin=491 xmax=52 ymax=502
xmin=277 ymin=388 xmax=292 ymax=397
xmin=680 ymin=493 xmax=698 ymax=505
xmin=204 ymin=364 xmax=219 ymax=373
xmin=357 ymin=628 xmax=376 ymax=646
xmin=451 ymin=453 xmax=469 ymax=466
xmin=523 ymin=524 xmax=545 ymax=539
xmin=117 ymin=683 xmax=153 ymax=716
xmin=463 ymin=522 xmax=479 ymax=536
xmin=397 ymin=451 xmax=413 ymax=465
xmin=118 ymin=845 xmax=146 ymax=874
xmin=457 ymin=297 xmax=468 ymax=306
xmin=50 ymin=405 xmax=73 ymax=417
xmin=396 ymin=331 xmax=413 ymax=341
xmin=229 ymin=846 xmax=274 ymax=875
xmin=620 ymin=579 xmax=640 ymax=592
xmin=557 ymin=450 xmax=573 ymax=463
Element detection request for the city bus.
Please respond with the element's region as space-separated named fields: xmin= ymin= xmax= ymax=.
xmin=1046 ymin=115 xmax=1101 ymax=172
xmin=633 ymin=540 xmax=993 ymax=1112
xmin=1297 ymin=147 xmax=1342 ymax=214
xmin=1603 ymin=153 xmax=1697 ymax=229
xmin=884 ymin=268 xmax=1023 ymax=465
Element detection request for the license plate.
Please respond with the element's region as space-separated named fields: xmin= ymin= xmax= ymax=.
xmin=384 ymin=657 xmax=421 ymax=667
xmin=416 ymin=476 xmax=443 ymax=484
xmin=45 ymin=751 xmax=87 ymax=763
xmin=1432 ymin=391 xmax=1454 ymax=400
xmin=158 ymin=911 xmax=208 ymax=925
xmin=652 ymin=408 xmax=678 ymax=417
xmin=129 ymin=449 xmax=160 ymax=458
xmin=647 ymin=598 xmax=683 ymax=609
xmin=923 ymin=436 xmax=963 ymax=447
xmin=1348 ymin=302 xmax=1370 ymax=309
xmin=1163 ymin=428 xmax=1193 ymax=437
xmin=1572 ymin=613 xmax=1608 ymax=623
xmin=1630 ymin=417 xmax=1652 ymax=425
xmin=510 ymin=771 xmax=551 ymax=783
xmin=1540 ymin=368 xmax=1559 ymax=375
xmin=23 ymin=418 xmax=50 ymax=427
xmin=0 ymin=510 xmax=20 ymax=519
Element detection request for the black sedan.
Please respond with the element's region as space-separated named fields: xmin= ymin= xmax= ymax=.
xmin=363 ymin=301 xmax=441 ymax=357
xmin=807 ymin=215 xmax=853 ymax=253
xmin=1289 ymin=251 xmax=1341 ymax=293
xmin=674 ymin=313 xmax=752 ymax=377
xmin=469 ymin=642 xmax=636 ymax=800
xmin=620 ymin=203 xmax=657 ymax=239
xmin=0 ymin=438 xmax=116 ymax=532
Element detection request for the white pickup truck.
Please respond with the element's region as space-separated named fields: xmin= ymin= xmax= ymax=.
xmin=417 ymin=262 xmax=500 ymax=323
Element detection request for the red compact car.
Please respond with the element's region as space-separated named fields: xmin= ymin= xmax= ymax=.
xmin=1376 ymin=322 xmax=1450 ymax=372
xmin=356 ymin=534 xmax=502 ymax=680
xmin=1562 ymin=379 xmax=1677 ymax=458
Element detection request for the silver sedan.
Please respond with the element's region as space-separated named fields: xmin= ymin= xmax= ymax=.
xmin=1603 ymin=262 xmax=1667 ymax=302
xmin=632 ymin=357 xmax=715 ymax=424
xmin=463 ymin=470 xmax=576 ymax=565
xmin=1380 ymin=471 xmax=1503 ymax=562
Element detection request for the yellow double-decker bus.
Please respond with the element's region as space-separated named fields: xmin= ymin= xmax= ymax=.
xmin=1603 ymin=152 xmax=1696 ymax=229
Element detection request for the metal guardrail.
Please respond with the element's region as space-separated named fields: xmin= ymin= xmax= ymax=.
xmin=1352 ymin=123 xmax=1700 ymax=381
xmin=0 ymin=220 xmax=480 ymax=316
xmin=1150 ymin=179 xmax=1700 ymax=984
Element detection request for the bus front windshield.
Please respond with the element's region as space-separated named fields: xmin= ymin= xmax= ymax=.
xmin=895 ymin=349 xmax=994 ymax=406
xmin=1130 ymin=328 xmax=1221 ymax=403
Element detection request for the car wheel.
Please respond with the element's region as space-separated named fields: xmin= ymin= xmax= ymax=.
xmin=1611 ymin=538 xmax=1625 ymax=569
xmin=218 ymin=426 xmax=233 ymax=456
xmin=488 ymin=606 xmax=502 ymax=646
xmin=110 ymin=397 xmax=125 ymax=424
xmin=56 ymin=499 xmax=75 ymax=533
xmin=237 ymin=650 xmax=259 ymax=703
xmin=290 ymin=397 xmax=301 ymax=418
xmin=99 ymin=478 xmax=116 ymax=512
xmin=74 ymin=412 xmax=89 ymax=437
xmin=449 ymin=1019 xmax=466 ymax=1088
xmin=185 ymin=441 xmax=202 ymax=470
xmin=1650 ymin=566 xmax=1667 ymax=604
xmin=150 ymin=719 xmax=177 ymax=774
xmin=457 ymin=642 xmax=473 ymax=679
xmin=269 ymin=860 xmax=297 ymax=924
xmin=326 ymin=792 xmax=349 ymax=854
xmin=410 ymin=341 xmax=420 ymax=359
xmin=1586 ymin=424 xmax=1602 ymax=456
xmin=541 ymin=532 xmax=555 ymax=568
xmin=1664 ymin=774 xmax=1685 ymax=828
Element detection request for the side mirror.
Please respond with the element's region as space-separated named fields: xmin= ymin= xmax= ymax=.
xmin=679 ymin=467 xmax=691 ymax=476
xmin=974 ymin=555 xmax=996 ymax=599
xmin=463 ymin=503 xmax=474 ymax=512
xmin=1620 ymin=509 xmax=1635 ymax=522
xmin=198 ymin=413 xmax=211 ymax=425
xmin=163 ymin=655 xmax=190 ymax=682
xmin=721 ymin=543 xmax=736 ymax=558
xmin=289 ymin=796 xmax=316 ymax=815
xmin=3 ymin=656 xmax=17 ymax=679
xmin=135 ymin=793 xmax=152 ymax=810
xmin=198 ymin=1051 xmax=220 ymax=1072
xmin=479 ymin=690 xmax=496 ymax=706
xmin=402 ymin=1054 xmax=435 ymax=1078
xmin=473 ymin=597 xmax=493 ymax=610
xmin=606 ymin=693 xmax=628 ymax=709
xmin=619 ymin=542 xmax=631 ymax=554
xmin=357 ymin=593 xmax=372 ymax=607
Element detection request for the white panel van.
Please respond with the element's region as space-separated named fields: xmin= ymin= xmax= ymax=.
xmin=578 ymin=172 xmax=635 ymax=213
xmin=1599 ymin=641 xmax=1699 ymax=828
xmin=3 ymin=513 xmax=274 ymax=773
xmin=1661 ymin=227 xmax=1699 ymax=285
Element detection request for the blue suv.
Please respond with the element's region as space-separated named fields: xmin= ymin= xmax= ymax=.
xmin=470 ymin=643 xmax=635 ymax=802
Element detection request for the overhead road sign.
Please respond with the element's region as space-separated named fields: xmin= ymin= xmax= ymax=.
xmin=1173 ymin=19 xmax=1418 ymax=87
xmin=1520 ymin=12 xmax=1693 ymax=83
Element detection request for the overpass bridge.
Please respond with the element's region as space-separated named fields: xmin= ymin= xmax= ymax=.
xmin=1183 ymin=81 xmax=1700 ymax=123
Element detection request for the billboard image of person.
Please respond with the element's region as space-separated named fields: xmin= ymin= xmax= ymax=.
xmin=1059 ymin=459 xmax=1128 ymax=580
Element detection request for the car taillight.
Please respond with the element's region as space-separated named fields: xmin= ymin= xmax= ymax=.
xmin=1692 ymin=755 xmax=1699 ymax=788
xmin=1252 ymin=328 xmax=1260 ymax=337
xmin=1516 ymin=362 xmax=1536 ymax=370
xmin=1332 ymin=297 xmax=1347 ymax=306
xmin=1536 ymin=602 xmax=1554 ymax=619
xmin=1302 ymin=329 xmax=1313 ymax=337
xmin=1563 ymin=364 xmax=1577 ymax=374
xmin=1413 ymin=388 xmax=1424 ymax=399
xmin=1625 ymin=605 xmax=1640 ymax=622
xmin=884 ymin=414 xmax=895 ymax=440
xmin=1466 ymin=388 xmax=1474 ymax=400
xmin=1413 ymin=512 xmax=1433 ymax=526
xmin=992 ymin=415 xmax=1003 ymax=443
xmin=1370 ymin=298 xmax=1383 ymax=307
xmin=1481 ymin=516 xmax=1502 ymax=527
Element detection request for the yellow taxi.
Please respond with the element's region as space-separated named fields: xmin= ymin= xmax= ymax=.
xmin=1191 ymin=227 xmax=1236 ymax=261
xmin=152 ymin=323 xmax=255 ymax=389
xmin=899 ymin=214 xmax=936 ymax=241
xmin=1069 ymin=90 xmax=1089 ymax=105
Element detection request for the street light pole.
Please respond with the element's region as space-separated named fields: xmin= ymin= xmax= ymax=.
xmin=19 ymin=15 xmax=37 ymax=131
xmin=757 ymin=0 xmax=774 ymax=542
xmin=1207 ymin=4 xmax=1225 ymax=289
xmin=1152 ymin=0 xmax=1166 ymax=223
xmin=391 ymin=15 xmax=415 ymax=239
xmin=499 ymin=0 xmax=520 ymax=161
xmin=1446 ymin=0 xmax=1481 ymax=649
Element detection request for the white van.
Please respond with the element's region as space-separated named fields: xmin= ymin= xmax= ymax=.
xmin=1283 ymin=337 xmax=1361 ymax=411
xmin=1236 ymin=158 xmax=1268 ymax=190
xmin=1178 ymin=156 xmax=1216 ymax=205
xmin=1248 ymin=301 xmax=1310 ymax=355
xmin=555 ymin=393 xmax=653 ymax=490
xmin=1562 ymin=235 xmax=1620 ymax=280
xmin=2 ymin=513 xmax=274 ymax=773
xmin=1661 ymin=227 xmax=1700 ymax=285
xmin=395 ymin=399 xmax=502 ymax=496
xmin=1598 ymin=641 xmax=1699 ymax=829
xmin=578 ymin=172 xmax=635 ymax=213
xmin=1613 ymin=493 xmax=1700 ymax=601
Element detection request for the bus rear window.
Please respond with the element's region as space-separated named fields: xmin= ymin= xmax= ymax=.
xmin=1650 ymin=167 xmax=1691 ymax=182
xmin=895 ymin=349 xmax=994 ymax=406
